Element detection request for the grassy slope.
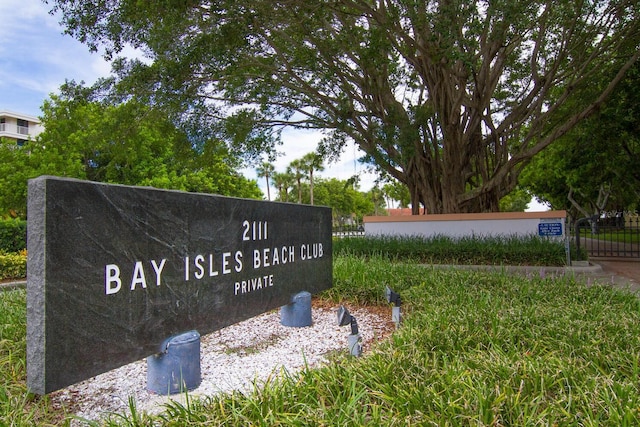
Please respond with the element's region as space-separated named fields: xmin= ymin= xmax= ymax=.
xmin=2 ymin=252 xmax=639 ymax=425
xmin=122 ymin=259 xmax=640 ymax=425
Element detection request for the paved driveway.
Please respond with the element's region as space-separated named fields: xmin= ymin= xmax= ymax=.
xmin=589 ymin=257 xmax=640 ymax=293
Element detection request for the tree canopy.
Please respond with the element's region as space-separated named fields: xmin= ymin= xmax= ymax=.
xmin=260 ymin=154 xmax=381 ymax=220
xmin=298 ymin=177 xmax=381 ymax=222
xmin=521 ymin=59 xmax=640 ymax=217
xmin=51 ymin=0 xmax=640 ymax=213
xmin=0 ymin=87 xmax=261 ymax=217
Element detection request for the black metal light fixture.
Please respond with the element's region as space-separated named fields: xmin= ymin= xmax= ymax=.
xmin=337 ymin=305 xmax=361 ymax=356
xmin=385 ymin=286 xmax=401 ymax=306
xmin=385 ymin=286 xmax=402 ymax=328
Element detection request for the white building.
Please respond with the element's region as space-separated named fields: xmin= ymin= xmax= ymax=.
xmin=0 ymin=110 xmax=43 ymax=145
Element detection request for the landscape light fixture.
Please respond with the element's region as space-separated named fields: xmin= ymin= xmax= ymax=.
xmin=336 ymin=305 xmax=362 ymax=356
xmin=337 ymin=305 xmax=359 ymax=335
xmin=385 ymin=286 xmax=402 ymax=328
xmin=385 ymin=286 xmax=402 ymax=307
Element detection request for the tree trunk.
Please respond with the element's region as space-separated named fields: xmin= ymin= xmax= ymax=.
xmin=309 ymin=170 xmax=314 ymax=205
xmin=265 ymin=175 xmax=271 ymax=201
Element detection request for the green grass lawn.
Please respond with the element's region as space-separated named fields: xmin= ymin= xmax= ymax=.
xmin=2 ymin=254 xmax=640 ymax=426
xmin=579 ymin=228 xmax=640 ymax=245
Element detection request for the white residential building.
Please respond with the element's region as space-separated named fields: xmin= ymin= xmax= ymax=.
xmin=0 ymin=110 xmax=43 ymax=145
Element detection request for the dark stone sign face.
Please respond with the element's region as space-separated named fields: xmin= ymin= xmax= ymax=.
xmin=26 ymin=176 xmax=332 ymax=394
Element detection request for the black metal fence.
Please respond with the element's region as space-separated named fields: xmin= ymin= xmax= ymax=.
xmin=572 ymin=213 xmax=640 ymax=258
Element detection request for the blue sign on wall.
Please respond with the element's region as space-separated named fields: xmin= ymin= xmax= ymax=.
xmin=538 ymin=222 xmax=563 ymax=236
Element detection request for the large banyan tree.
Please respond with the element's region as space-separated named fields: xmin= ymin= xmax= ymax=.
xmin=51 ymin=0 xmax=640 ymax=213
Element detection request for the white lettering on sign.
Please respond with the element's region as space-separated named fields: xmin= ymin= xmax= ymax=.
xmin=105 ymin=264 xmax=122 ymax=295
xmin=151 ymin=259 xmax=166 ymax=286
xmin=300 ymin=243 xmax=324 ymax=260
xmin=104 ymin=219 xmax=326 ymax=296
xmin=252 ymin=246 xmax=295 ymax=269
xmin=242 ymin=220 xmax=268 ymax=241
xmin=184 ymin=251 xmax=243 ymax=281
xmin=105 ymin=259 xmax=167 ymax=295
xmin=234 ymin=274 xmax=274 ymax=295
xmin=131 ymin=262 xmax=146 ymax=290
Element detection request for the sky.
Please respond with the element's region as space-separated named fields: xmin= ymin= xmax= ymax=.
xmin=0 ymin=0 xmax=113 ymax=114
xmin=0 ymin=0 xmax=548 ymax=211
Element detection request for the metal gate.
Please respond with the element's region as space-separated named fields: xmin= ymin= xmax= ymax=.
xmin=574 ymin=213 xmax=640 ymax=258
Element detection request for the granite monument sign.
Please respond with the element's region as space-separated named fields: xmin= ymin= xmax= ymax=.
xmin=27 ymin=176 xmax=332 ymax=394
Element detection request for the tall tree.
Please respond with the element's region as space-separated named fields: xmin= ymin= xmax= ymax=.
xmin=256 ymin=161 xmax=275 ymax=200
xmin=287 ymin=159 xmax=307 ymax=204
xmin=0 ymin=139 xmax=42 ymax=218
xmin=367 ymin=186 xmax=386 ymax=215
xmin=300 ymin=152 xmax=325 ymax=205
xmin=312 ymin=177 xmax=376 ymax=222
xmin=521 ymin=59 xmax=640 ymax=217
xmin=272 ymin=171 xmax=294 ymax=202
xmin=499 ymin=187 xmax=531 ymax=212
xmin=51 ymin=0 xmax=640 ymax=213
xmin=383 ymin=180 xmax=411 ymax=209
xmin=0 ymin=90 xmax=261 ymax=217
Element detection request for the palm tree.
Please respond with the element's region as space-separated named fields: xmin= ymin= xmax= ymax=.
xmin=287 ymin=159 xmax=306 ymax=204
xmin=301 ymin=152 xmax=325 ymax=205
xmin=256 ymin=162 xmax=275 ymax=200
xmin=272 ymin=172 xmax=293 ymax=202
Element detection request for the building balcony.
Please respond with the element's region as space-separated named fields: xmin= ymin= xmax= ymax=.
xmin=0 ymin=110 xmax=43 ymax=142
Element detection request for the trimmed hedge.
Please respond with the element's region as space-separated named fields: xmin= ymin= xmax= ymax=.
xmin=0 ymin=251 xmax=26 ymax=281
xmin=333 ymin=234 xmax=569 ymax=266
xmin=0 ymin=219 xmax=26 ymax=253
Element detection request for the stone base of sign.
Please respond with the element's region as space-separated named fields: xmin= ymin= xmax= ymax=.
xmin=280 ymin=291 xmax=312 ymax=327
xmin=147 ymin=331 xmax=201 ymax=395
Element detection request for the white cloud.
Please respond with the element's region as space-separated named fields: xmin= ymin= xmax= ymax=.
xmin=0 ymin=0 xmax=50 ymax=34
xmin=525 ymin=198 xmax=550 ymax=212
xmin=0 ymin=0 xmax=112 ymax=114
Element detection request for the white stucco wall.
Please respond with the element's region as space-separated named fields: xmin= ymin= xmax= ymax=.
xmin=363 ymin=211 xmax=567 ymax=239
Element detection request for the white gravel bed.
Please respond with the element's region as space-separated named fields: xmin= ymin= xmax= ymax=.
xmin=51 ymin=304 xmax=393 ymax=425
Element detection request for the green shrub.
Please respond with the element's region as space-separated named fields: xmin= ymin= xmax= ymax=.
xmin=0 ymin=219 xmax=26 ymax=253
xmin=0 ymin=251 xmax=26 ymax=281
xmin=333 ymin=234 xmax=568 ymax=266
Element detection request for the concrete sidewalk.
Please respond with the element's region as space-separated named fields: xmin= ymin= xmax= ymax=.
xmin=0 ymin=279 xmax=25 ymax=291
xmin=425 ymin=260 xmax=640 ymax=294
xmin=588 ymin=257 xmax=640 ymax=293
